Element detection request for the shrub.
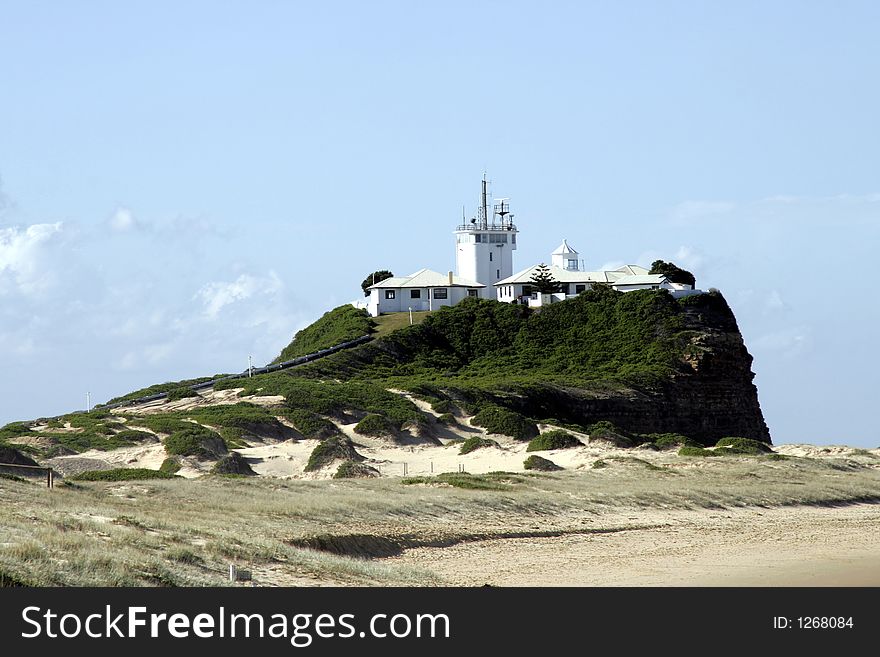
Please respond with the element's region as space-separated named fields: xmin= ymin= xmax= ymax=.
xmin=212 ymin=452 xmax=256 ymax=476
xmin=305 ymin=436 xmax=364 ymax=472
xmin=141 ymin=417 xmax=192 ymax=435
xmin=401 ymin=472 xmax=516 ymax=490
xmin=159 ymin=458 xmax=181 ymax=474
xmin=646 ymin=433 xmax=698 ymax=449
xmin=526 ymin=430 xmax=582 ymax=452
xmin=471 ymin=406 xmax=539 ymax=441
xmin=282 ymin=409 xmax=340 ymax=440
xmin=71 ymin=468 xmax=177 ymax=481
xmin=715 ymin=437 xmax=772 ymax=454
xmin=431 ymin=399 xmax=452 ymax=414
xmin=166 ymin=387 xmax=199 ymax=401
xmin=333 ymin=461 xmax=380 ymax=479
xmin=436 ymin=413 xmax=456 ymax=426
xmin=112 ymin=430 xmax=157 ymax=443
xmin=592 ymin=459 xmax=608 ymax=469
xmin=678 ymin=446 xmax=720 ymax=457
xmin=587 ymin=421 xmax=634 ymax=447
xmin=164 ymin=426 xmax=227 ymax=459
xmin=354 ymin=414 xmax=394 ymax=437
xmin=459 ymin=436 xmax=500 ymax=455
xmin=523 ymin=455 xmax=562 ymax=471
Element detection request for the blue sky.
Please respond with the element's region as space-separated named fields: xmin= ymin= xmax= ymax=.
xmin=1 ymin=1 xmax=878 ymax=446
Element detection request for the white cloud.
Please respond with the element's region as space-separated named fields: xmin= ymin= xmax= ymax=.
xmin=196 ymin=272 xmax=283 ymax=318
xmin=108 ymin=207 xmax=139 ymax=232
xmin=0 ymin=222 xmax=63 ymax=296
xmin=764 ymin=290 xmax=788 ymax=314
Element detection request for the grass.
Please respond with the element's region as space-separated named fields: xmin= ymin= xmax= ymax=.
xmin=371 ymin=311 xmax=430 ymax=338
xmin=0 ymin=455 xmax=878 ymax=586
xmin=273 ymin=305 xmax=373 ymax=364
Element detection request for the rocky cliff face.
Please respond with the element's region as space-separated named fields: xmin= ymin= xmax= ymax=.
xmin=492 ymin=297 xmax=770 ymax=445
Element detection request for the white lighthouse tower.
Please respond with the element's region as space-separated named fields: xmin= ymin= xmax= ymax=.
xmin=454 ymin=175 xmax=518 ymax=298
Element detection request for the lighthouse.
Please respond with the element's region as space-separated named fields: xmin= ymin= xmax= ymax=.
xmin=454 ymin=175 xmax=518 ymax=299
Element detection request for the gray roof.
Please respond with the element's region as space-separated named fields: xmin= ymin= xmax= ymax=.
xmin=368 ymin=268 xmax=484 ymax=289
xmin=611 ymin=274 xmax=669 ymax=286
xmin=495 ymin=264 xmax=650 ymax=286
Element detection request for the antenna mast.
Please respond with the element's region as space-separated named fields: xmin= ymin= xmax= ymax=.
xmin=481 ymin=174 xmax=489 ymax=229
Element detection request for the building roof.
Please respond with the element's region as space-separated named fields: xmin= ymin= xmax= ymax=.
xmin=551 ymin=239 xmax=578 ymax=255
xmin=611 ymin=274 xmax=669 ymax=286
xmin=496 ymin=264 xmax=624 ymax=286
xmin=368 ymin=268 xmax=484 ymax=289
xmin=613 ymin=264 xmax=650 ymax=275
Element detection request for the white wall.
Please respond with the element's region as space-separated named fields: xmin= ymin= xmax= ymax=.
xmin=455 ymin=229 xmax=517 ymax=298
xmin=368 ymin=286 xmax=479 ymax=316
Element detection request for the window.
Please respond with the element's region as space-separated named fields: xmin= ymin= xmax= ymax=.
xmin=433 ymin=288 xmax=448 ymax=299
xmin=575 ymin=284 xmax=586 ymax=294
xmin=567 ymin=259 xmax=578 ymax=269
xmin=489 ymin=251 xmax=493 ymax=262
xmin=410 ymin=289 xmax=421 ymax=299
xmin=384 ymin=290 xmax=395 ymax=299
xmin=511 ymin=234 xmax=516 ymax=244
xmin=475 ymin=234 xmax=482 ymax=243
xmin=467 ymin=289 xmax=478 ymax=297
xmin=496 ymin=269 xmax=500 ymax=278
xmin=651 ymin=285 xmax=660 ymax=290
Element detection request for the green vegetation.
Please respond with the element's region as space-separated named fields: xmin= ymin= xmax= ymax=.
xmin=523 ymin=455 xmax=562 ymax=471
xmin=679 ymin=446 xmax=720 ymax=457
xmin=112 ymin=430 xmax=157 ymax=443
xmin=164 ymin=426 xmax=227 ymax=459
xmin=282 ymin=410 xmax=340 ymax=440
xmin=71 ymin=468 xmax=177 ymax=481
xmin=166 ymin=387 xmax=200 ymax=401
xmin=159 ymin=458 xmax=181 ymax=474
xmin=431 ymin=399 xmax=453 ymax=414
xmin=360 ymin=270 xmax=394 ymax=296
xmin=333 ymin=461 xmax=380 ymax=479
xmin=715 ymin=437 xmax=773 ymax=455
xmin=526 ymin=430 xmax=582 ymax=452
xmin=592 ymin=459 xmax=608 ymax=469
xmin=436 ymin=413 xmax=456 ymax=426
xmin=371 ymin=311 xmax=430 ymax=338
xmin=529 ymin=263 xmax=561 ymax=294
xmin=217 ymin=377 xmax=426 ymax=431
xmin=646 ymin=433 xmax=699 ymax=449
xmin=402 ymin=472 xmax=524 ymax=490
xmin=354 ymin=414 xmax=394 ymax=437
xmin=274 ymin=305 xmax=373 ymax=364
xmin=650 ymin=260 xmax=696 ymax=288
xmin=305 ymin=436 xmax=364 ymax=472
xmin=212 ymin=453 xmax=256 ymax=476
xmin=471 ymin=406 xmax=538 ymax=441
xmin=459 ymin=436 xmax=500 ymax=455
xmin=103 ymin=377 xmax=218 ymax=406
xmin=587 ymin=421 xmax=634 ymax=447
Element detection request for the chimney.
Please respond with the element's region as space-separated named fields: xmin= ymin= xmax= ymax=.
xmin=448 ymin=271 xmax=453 ymax=285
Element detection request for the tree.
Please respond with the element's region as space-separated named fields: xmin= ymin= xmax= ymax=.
xmin=360 ymin=270 xmax=394 ymax=296
xmin=529 ymin=263 xmax=560 ymax=294
xmin=649 ymin=260 xmax=696 ymax=288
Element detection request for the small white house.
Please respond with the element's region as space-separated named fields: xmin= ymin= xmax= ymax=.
xmin=496 ymin=240 xmax=699 ymax=306
xmin=366 ymin=269 xmax=484 ymax=317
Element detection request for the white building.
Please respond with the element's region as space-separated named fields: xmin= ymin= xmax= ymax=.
xmin=366 ymin=269 xmax=483 ymax=317
xmin=496 ymin=240 xmax=699 ymax=307
xmin=454 ymin=176 xmax=518 ymax=298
